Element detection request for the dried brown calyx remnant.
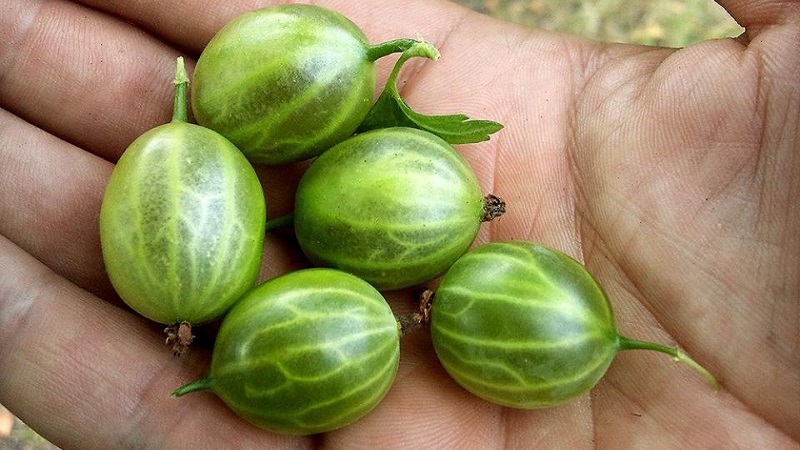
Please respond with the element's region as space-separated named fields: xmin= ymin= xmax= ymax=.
xmin=482 ymin=194 xmax=506 ymax=222
xmin=399 ymin=289 xmax=434 ymax=336
xmin=165 ymin=321 xmax=195 ymax=356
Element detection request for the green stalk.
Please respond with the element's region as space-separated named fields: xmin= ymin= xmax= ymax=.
xmin=171 ymin=56 xmax=190 ymax=124
xmin=617 ymin=336 xmax=719 ymax=390
xmin=172 ymin=375 xmax=215 ymax=397
xmin=357 ymin=39 xmax=500 ymax=143
xmin=366 ymin=38 xmax=427 ymax=62
xmin=384 ymin=40 xmax=440 ymax=82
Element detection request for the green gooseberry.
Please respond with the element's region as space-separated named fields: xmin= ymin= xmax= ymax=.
xmin=430 ymin=241 xmax=717 ymax=408
xmin=99 ymin=58 xmax=265 ymax=352
xmin=293 ymin=127 xmax=504 ymax=291
xmin=191 ymin=4 xmax=420 ymax=165
xmin=173 ymin=268 xmax=401 ymax=435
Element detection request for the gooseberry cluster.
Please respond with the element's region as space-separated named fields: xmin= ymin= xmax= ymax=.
xmin=99 ymin=4 xmax=716 ymax=436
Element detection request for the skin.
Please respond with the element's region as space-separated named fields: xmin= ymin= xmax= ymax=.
xmin=0 ymin=0 xmax=797 ymax=448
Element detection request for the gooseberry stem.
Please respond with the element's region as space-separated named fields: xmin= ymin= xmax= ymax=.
xmin=172 ymin=375 xmax=215 ymax=397
xmin=617 ymin=336 xmax=719 ymax=390
xmin=265 ymin=214 xmax=294 ymax=233
xmin=366 ymin=38 xmax=426 ymax=62
xmin=399 ymin=289 xmax=434 ymax=336
xmin=171 ymin=56 xmax=190 ymax=124
xmin=380 ymin=40 xmax=440 ymax=83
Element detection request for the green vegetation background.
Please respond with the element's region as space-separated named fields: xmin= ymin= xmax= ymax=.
xmin=0 ymin=1 xmax=741 ymax=449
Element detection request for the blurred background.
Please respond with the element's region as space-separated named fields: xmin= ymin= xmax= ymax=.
xmin=1 ymin=1 xmax=742 ymax=449
xmin=453 ymin=0 xmax=742 ymax=47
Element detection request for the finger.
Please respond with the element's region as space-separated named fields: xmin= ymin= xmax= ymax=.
xmin=717 ymin=0 xmax=800 ymax=40
xmin=0 ymin=0 xmax=179 ymax=160
xmin=0 ymin=106 xmax=320 ymax=303
xmin=75 ymin=0 xmax=466 ymax=55
xmin=1 ymin=0 xmax=464 ymax=161
xmin=0 ymin=108 xmax=115 ymax=299
xmin=0 ymin=235 xmax=310 ymax=449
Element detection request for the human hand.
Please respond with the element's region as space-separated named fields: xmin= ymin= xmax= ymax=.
xmin=1 ymin=0 xmax=798 ymax=448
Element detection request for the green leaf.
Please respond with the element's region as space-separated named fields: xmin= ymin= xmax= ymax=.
xmin=357 ymin=40 xmax=503 ymax=144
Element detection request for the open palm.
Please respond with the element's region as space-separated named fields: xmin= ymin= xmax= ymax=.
xmin=1 ymin=0 xmax=798 ymax=448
